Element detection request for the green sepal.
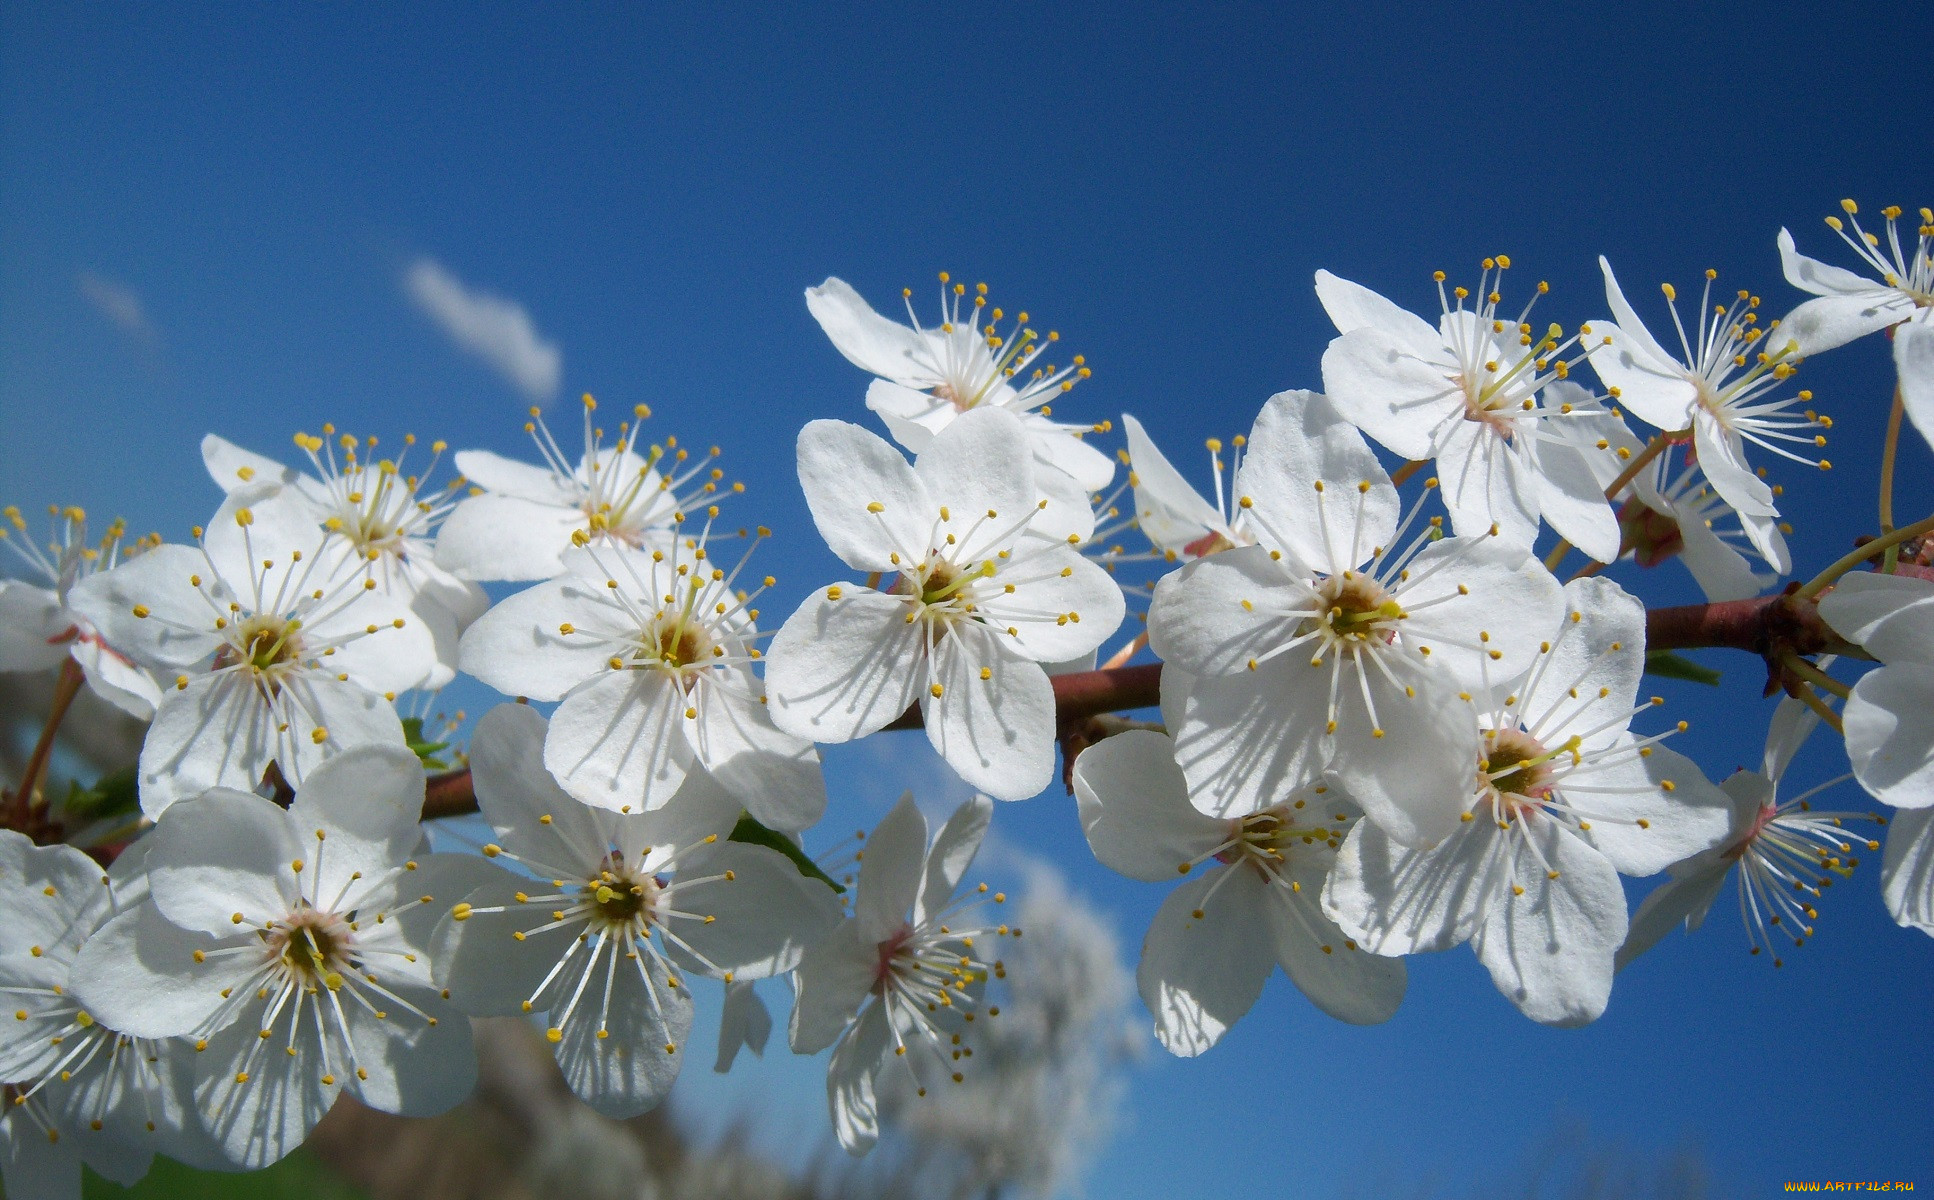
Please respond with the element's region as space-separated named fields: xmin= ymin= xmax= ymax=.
xmin=1643 ymin=649 xmax=1721 ymax=687
xmin=727 ymin=814 xmax=844 ymax=893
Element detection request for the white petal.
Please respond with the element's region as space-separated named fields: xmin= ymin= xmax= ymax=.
xmin=303 ymin=589 xmax=439 ymax=696
xmin=553 ymin=951 xmax=692 ymax=1119
xmin=1520 ymin=576 xmax=1645 ymax=745
xmin=1122 ymin=413 xmax=1223 ymax=554
xmin=1777 ymin=290 xmax=1916 ymax=357
xmin=465 ymin=704 xmax=611 ymax=869
xmin=1690 ymin=408 xmax=1775 ymax=517
xmin=924 ymin=621 xmax=1055 ymax=801
xmin=192 ymin=1010 xmax=339 ymax=1168
xmin=806 ymin=278 xmax=932 ymax=385
xmin=1673 ymin=499 xmax=1774 ymax=602
xmin=432 ymin=872 xmax=575 ymax=1018
xmin=1322 ymin=817 xmax=1499 ymax=955
xmin=1136 ymin=868 xmax=1274 ymax=1056
xmin=618 ymin=766 xmax=744 ymax=872
xmin=827 ymin=1000 xmax=893 ymax=1155
xmin=1234 ymin=389 xmax=1395 ymax=572
xmin=1615 ymin=862 xmax=1731 ymax=970
xmin=1843 ymin=668 xmax=1934 ymax=808
xmin=0 ymin=582 xmax=70 ymax=672
xmin=1027 ymin=456 xmax=1101 ymax=544
xmin=65 ymin=545 xmax=223 ymax=669
xmin=288 ymin=743 xmax=426 ymax=898
xmin=1432 ymin=416 xmax=1540 ymax=548
xmin=689 ymin=675 xmax=825 ymax=831
xmin=546 ymin=669 xmax=692 ymax=814
xmin=0 ymin=1107 xmax=82 ymax=1200
xmin=915 ymin=794 xmax=993 ymax=928
xmin=340 ymin=988 xmax=477 ymax=1119
xmin=0 ymin=833 xmax=112 ymax=961
xmin=1777 ymin=228 xmax=1884 ymax=298
xmin=1881 ymin=805 xmax=1934 ymax=935
xmin=1398 ymin=534 xmax=1564 ymax=691
xmin=854 ymin=793 xmax=927 ymax=944
xmin=1471 ymin=822 xmax=1625 ymax=1026
xmin=68 ymin=904 xmax=254 ymax=1038
xmin=1265 ymin=866 xmax=1405 ymax=1024
xmin=1312 ymin=270 xmax=1440 ymax=356
xmin=458 ymin=578 xmax=618 ymax=700
xmin=1527 ymin=429 xmax=1621 ymax=564
xmin=146 ymin=788 xmax=299 ymax=933
xmin=865 ymin=377 xmax=953 ymax=452
xmin=202 ymin=433 xmax=299 ymax=493
xmin=1568 ymin=741 xmax=1733 ymax=875
xmin=766 ymin=589 xmax=923 ymax=743
xmin=797 ymin=420 xmax=933 ymax=572
xmin=1896 ymin=321 xmax=1934 ymax=454
xmin=1595 ymin=259 xmax=1684 ymax=376
xmin=451 ymin=449 xmax=576 ymax=503
xmin=1582 ymin=326 xmax=1698 ymax=433
xmin=1318 ymin=328 xmax=1454 ymax=460
xmin=665 ymin=843 xmax=843 ymax=978
xmin=433 ymin=494 xmax=584 ymax=582
xmin=714 ymin=979 xmax=772 ymax=1073
xmin=68 ymin=632 xmax=161 ymax=720
xmin=1029 ymin=418 xmax=1116 ymax=492
xmin=1818 ymin=569 xmax=1934 ymax=665
xmin=912 ymin=406 xmax=1037 ymax=527
xmin=788 ymin=921 xmax=879 ymax=1055
xmin=1145 ymin=546 xmax=1299 ymax=677
xmin=973 ymin=547 xmax=1123 ymax=664
xmin=1073 ymin=731 xmax=1230 ymax=882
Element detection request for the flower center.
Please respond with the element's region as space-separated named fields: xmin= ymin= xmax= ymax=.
xmin=215 ymin=615 xmax=303 ymax=675
xmin=648 ymin=617 xmax=712 ymax=670
xmin=1616 ymin=498 xmax=1685 ymax=567
xmin=581 ymin=861 xmax=657 ymax=933
xmin=872 ymin=925 xmax=915 ymax=992
xmin=1482 ymin=728 xmax=1557 ymax=807
xmin=1308 ymin=574 xmax=1401 ymax=647
xmin=1215 ymin=803 xmax=1348 ymax=877
xmin=267 ymin=907 xmax=357 ymax=986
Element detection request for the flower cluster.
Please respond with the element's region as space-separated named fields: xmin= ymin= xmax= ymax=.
xmin=2 ymin=202 xmax=1932 ymax=1186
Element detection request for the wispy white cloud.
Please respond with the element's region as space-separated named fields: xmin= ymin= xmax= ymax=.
xmin=76 ymin=271 xmax=159 ymax=348
xmin=402 ymin=257 xmax=561 ymax=402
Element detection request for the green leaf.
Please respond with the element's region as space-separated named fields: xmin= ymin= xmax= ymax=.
xmin=62 ymin=764 xmax=140 ymax=819
xmin=399 ymin=716 xmax=451 ymax=770
xmin=1644 ymin=649 xmax=1721 ymax=687
xmin=727 ymin=814 xmax=844 ymax=893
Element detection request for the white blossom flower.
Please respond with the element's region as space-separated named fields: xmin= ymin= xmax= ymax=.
xmin=0 ymin=505 xmax=164 ymax=719
xmin=1559 ymin=405 xmax=1783 ymax=600
xmin=433 ymin=704 xmax=843 ymax=1118
xmin=1585 ymin=257 xmax=1822 ymax=569
xmin=1321 ymin=577 xmax=1731 ymax=1025
xmin=1119 ymin=414 xmax=1256 ymax=563
xmin=1818 ymin=571 xmax=1934 ymax=809
xmin=66 ymin=492 xmax=435 ymax=817
xmin=436 ymin=393 xmax=736 ymax=582
xmin=1899 ymin=320 xmax=1934 ymax=451
xmin=457 ymin=521 xmax=823 ymax=830
xmin=766 ymin=408 xmax=1125 ymax=801
xmin=1149 ymin=389 xmax=1564 ymax=847
xmin=1073 ymin=730 xmax=1402 ymax=1056
xmin=1619 ymin=692 xmax=1883 ymax=969
xmin=807 ymin=274 xmax=1113 ymax=541
xmin=1882 ymin=806 xmax=1934 ymax=937
xmin=1773 ymin=201 xmax=1933 ymax=357
xmin=202 ymin=429 xmax=487 ymax=689
xmin=67 ymin=746 xmax=488 ymax=1169
xmin=788 ymin=792 xmax=1001 ymax=1156
xmin=0 ymin=833 xmax=227 ymax=1181
xmin=1315 ymin=262 xmax=1621 ymax=558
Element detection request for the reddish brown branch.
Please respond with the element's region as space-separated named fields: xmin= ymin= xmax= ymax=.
xmin=416 ymin=597 xmax=1850 ymax=821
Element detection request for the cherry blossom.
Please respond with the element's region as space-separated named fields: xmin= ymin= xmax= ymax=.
xmin=1149 ymin=389 xmax=1563 ymax=847
xmin=457 ymin=521 xmax=823 ymax=829
xmin=1322 ymin=577 xmax=1730 ymax=1025
xmin=1818 ymin=571 xmax=1934 ymax=809
xmin=1316 ymin=262 xmax=1621 ymax=558
xmin=66 ymin=491 xmax=435 ymax=816
xmin=433 ymin=704 xmax=842 ymax=1117
xmin=1073 ymin=730 xmax=1402 ymax=1056
xmin=766 ymin=408 xmax=1124 ymax=800
xmin=1773 ymin=201 xmax=1933 ymax=357
xmin=788 ymin=792 xmax=1001 ymax=1156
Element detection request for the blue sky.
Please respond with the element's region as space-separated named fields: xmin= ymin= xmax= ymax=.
xmin=3 ymin=3 xmax=1930 ymax=1195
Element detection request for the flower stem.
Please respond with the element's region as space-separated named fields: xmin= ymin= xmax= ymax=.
xmin=1779 ymin=651 xmax=1852 ymax=700
xmin=1389 ymin=460 xmax=1427 ymax=487
xmin=1790 ymin=683 xmax=1845 ymax=735
xmin=9 ymin=657 xmax=85 ymax=830
xmin=1879 ymin=383 xmax=1905 ymax=573
xmin=1600 ymin=430 xmax=1677 ymax=503
xmin=1796 ymin=511 xmax=1934 ymax=600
